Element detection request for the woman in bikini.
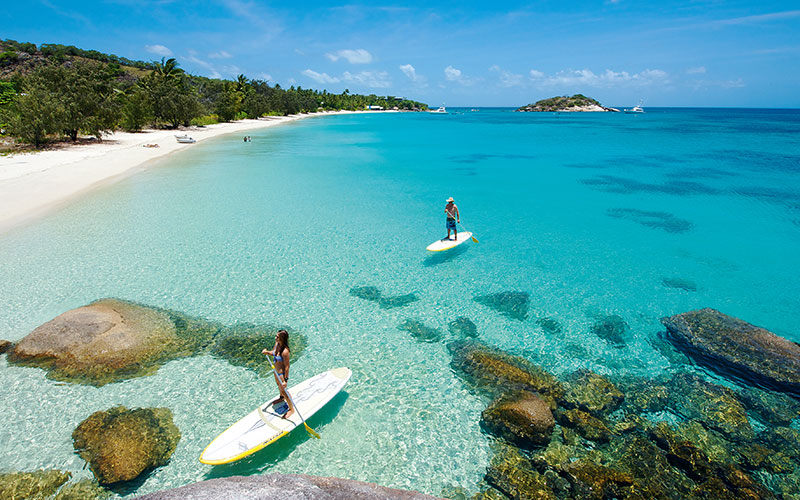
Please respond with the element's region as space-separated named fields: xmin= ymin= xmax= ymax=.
xmin=261 ymin=329 xmax=294 ymax=419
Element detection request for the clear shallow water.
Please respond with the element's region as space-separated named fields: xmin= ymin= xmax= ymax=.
xmin=0 ymin=108 xmax=799 ymax=497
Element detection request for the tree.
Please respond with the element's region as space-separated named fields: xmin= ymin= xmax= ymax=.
xmin=2 ymin=71 xmax=62 ymax=146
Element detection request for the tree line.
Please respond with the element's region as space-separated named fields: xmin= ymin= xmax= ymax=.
xmin=0 ymin=41 xmax=427 ymax=147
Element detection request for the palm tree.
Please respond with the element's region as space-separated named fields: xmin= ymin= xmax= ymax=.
xmin=154 ymin=57 xmax=182 ymax=80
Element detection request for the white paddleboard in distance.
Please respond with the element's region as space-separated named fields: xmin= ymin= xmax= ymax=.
xmin=426 ymin=232 xmax=473 ymax=252
xmin=199 ymin=367 xmax=352 ymax=465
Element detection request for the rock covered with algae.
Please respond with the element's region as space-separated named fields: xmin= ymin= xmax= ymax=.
xmin=666 ymin=372 xmax=754 ymax=442
xmin=0 ymin=339 xmax=11 ymax=354
xmin=554 ymin=408 xmax=614 ymax=443
xmin=474 ymin=291 xmax=530 ymax=321
xmin=448 ymin=340 xmax=563 ymax=401
xmin=662 ymin=308 xmax=800 ymax=397
xmin=8 ymin=298 xmax=214 ymax=385
xmin=7 ymin=298 xmax=307 ymax=385
xmin=72 ymin=406 xmax=180 ymax=485
xmin=485 ymin=445 xmax=558 ymax=500
xmin=481 ymin=390 xmax=555 ymax=448
xmin=0 ymin=470 xmax=71 ymax=499
xmin=559 ymin=370 xmax=624 ymax=416
xmin=448 ymin=316 xmax=478 ymax=338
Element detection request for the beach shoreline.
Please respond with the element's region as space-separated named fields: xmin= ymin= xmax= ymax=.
xmin=0 ymin=111 xmax=370 ymax=235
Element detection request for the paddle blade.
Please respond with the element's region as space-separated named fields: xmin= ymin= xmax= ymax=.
xmin=471 ymin=235 xmax=479 ymax=243
xmin=304 ymin=422 xmax=321 ymax=439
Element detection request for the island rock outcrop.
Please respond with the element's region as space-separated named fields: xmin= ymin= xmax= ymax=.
xmin=72 ymin=406 xmax=180 ymax=485
xmin=132 ymin=474 xmax=442 ymax=499
xmin=517 ymin=94 xmax=617 ymax=112
xmin=662 ymin=308 xmax=800 ymax=397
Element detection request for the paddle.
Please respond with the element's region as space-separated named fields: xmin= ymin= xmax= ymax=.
xmin=457 ymin=221 xmax=479 ymax=243
xmin=265 ymin=354 xmax=320 ymax=439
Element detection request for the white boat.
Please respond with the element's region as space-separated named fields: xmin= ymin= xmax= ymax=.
xmin=175 ymin=134 xmax=197 ymax=143
xmin=624 ymin=100 xmax=644 ymax=114
xmin=429 ymin=106 xmax=447 ymax=114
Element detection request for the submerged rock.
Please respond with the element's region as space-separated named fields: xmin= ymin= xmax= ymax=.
xmin=590 ymin=314 xmax=628 ymax=347
xmin=667 ymin=372 xmax=754 ymax=442
xmin=662 ymin=277 xmax=698 ymax=292
xmin=349 ymin=286 xmax=419 ymax=309
xmin=55 ymin=479 xmax=110 ymax=500
xmin=554 ymin=408 xmax=613 ymax=443
xmin=133 ymin=474 xmax=441 ymax=499
xmin=662 ymin=308 xmax=800 ymax=397
xmin=474 ymin=291 xmax=530 ymax=321
xmin=72 ymin=406 xmax=180 ymax=485
xmin=561 ymin=460 xmax=634 ymax=500
xmin=737 ymin=386 xmax=800 ymax=426
xmin=398 ymin=319 xmax=441 ymax=343
xmin=609 ymin=434 xmax=695 ymax=500
xmin=616 ymin=376 xmax=671 ymax=414
xmin=448 ymin=340 xmax=563 ymax=400
xmin=559 ymin=370 xmax=624 ymax=416
xmin=481 ymin=391 xmax=555 ymax=448
xmin=0 ymin=339 xmax=11 ymax=354
xmin=7 ymin=299 xmax=216 ymax=385
xmin=448 ymin=317 xmax=478 ymax=338
xmin=0 ymin=470 xmax=71 ymax=499
xmin=763 ymin=426 xmax=800 ymax=460
xmin=536 ymin=317 xmax=563 ymax=335
xmin=485 ymin=445 xmax=557 ymax=500
xmin=210 ymin=325 xmax=307 ymax=377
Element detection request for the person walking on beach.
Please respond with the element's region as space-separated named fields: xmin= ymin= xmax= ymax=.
xmin=444 ymin=197 xmax=460 ymax=241
xmin=261 ymin=329 xmax=294 ymax=419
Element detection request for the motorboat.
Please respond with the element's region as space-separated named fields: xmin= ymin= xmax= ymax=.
xmin=429 ymin=106 xmax=447 ymax=114
xmin=175 ymin=134 xmax=197 ymax=143
xmin=624 ymin=100 xmax=644 ymax=114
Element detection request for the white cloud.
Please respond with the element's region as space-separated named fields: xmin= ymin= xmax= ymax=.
xmin=528 ymin=68 xmax=670 ymax=88
xmin=145 ymin=44 xmax=173 ymax=57
xmin=399 ymin=64 xmax=420 ymax=81
xmin=209 ymin=50 xmax=233 ymax=59
xmin=186 ymin=52 xmax=221 ymax=78
xmin=444 ymin=65 xmax=462 ymax=81
xmin=686 ymin=66 xmax=707 ymax=74
xmin=325 ymin=49 xmax=373 ymax=64
xmin=342 ymin=70 xmax=391 ymax=88
xmin=258 ymin=72 xmax=273 ymax=81
xmin=490 ymin=65 xmax=524 ymax=87
xmin=302 ymin=69 xmax=340 ymax=84
xmin=689 ymin=78 xmax=746 ymax=89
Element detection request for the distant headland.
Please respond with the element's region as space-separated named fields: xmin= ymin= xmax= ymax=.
xmin=517 ymin=94 xmax=619 ymax=112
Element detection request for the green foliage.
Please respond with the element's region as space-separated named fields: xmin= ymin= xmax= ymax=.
xmin=519 ymin=94 xmax=603 ymax=112
xmin=1 ymin=39 xmax=428 ymax=145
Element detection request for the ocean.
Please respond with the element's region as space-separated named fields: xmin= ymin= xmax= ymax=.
xmin=0 ymin=108 xmax=798 ymax=497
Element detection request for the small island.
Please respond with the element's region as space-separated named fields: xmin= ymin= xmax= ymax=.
xmin=517 ymin=94 xmax=619 ymax=112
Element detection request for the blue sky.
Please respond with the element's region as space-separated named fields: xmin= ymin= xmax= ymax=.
xmin=3 ymin=1 xmax=799 ymax=107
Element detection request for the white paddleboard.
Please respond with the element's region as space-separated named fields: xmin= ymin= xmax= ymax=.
xmin=199 ymin=367 xmax=352 ymax=465
xmin=426 ymin=232 xmax=473 ymax=252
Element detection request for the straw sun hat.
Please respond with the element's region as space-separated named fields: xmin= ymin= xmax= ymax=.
xmin=446 ymin=197 xmax=454 ymax=202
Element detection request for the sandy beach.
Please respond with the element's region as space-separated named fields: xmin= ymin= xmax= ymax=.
xmin=0 ymin=112 xmax=355 ymax=235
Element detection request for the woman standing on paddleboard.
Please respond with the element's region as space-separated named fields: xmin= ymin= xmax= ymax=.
xmin=262 ymin=330 xmax=294 ymax=419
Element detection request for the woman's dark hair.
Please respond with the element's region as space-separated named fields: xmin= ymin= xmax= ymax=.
xmin=276 ymin=329 xmax=289 ymax=351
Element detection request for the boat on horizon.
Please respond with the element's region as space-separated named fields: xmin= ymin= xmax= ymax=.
xmin=429 ymin=106 xmax=447 ymax=114
xmin=624 ymin=100 xmax=645 ymax=114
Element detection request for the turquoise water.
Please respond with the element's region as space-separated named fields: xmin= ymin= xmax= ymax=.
xmin=0 ymin=108 xmax=799 ymax=497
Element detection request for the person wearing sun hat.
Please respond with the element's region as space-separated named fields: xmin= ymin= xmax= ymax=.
xmin=444 ymin=197 xmax=460 ymax=241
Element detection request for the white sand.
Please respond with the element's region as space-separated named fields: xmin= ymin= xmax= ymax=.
xmin=0 ymin=112 xmax=355 ymax=235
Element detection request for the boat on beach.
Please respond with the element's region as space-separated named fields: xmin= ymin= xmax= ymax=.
xmin=624 ymin=100 xmax=645 ymax=114
xmin=175 ymin=134 xmax=197 ymax=143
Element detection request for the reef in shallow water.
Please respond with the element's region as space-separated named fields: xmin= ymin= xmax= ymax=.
xmin=474 ymin=291 xmax=530 ymax=321
xmin=590 ymin=314 xmax=628 ymax=347
xmin=72 ymin=406 xmax=180 ymax=485
xmin=349 ymin=285 xmax=419 ymax=309
xmin=7 ymin=298 xmax=307 ymax=385
xmin=662 ymin=308 xmax=800 ymax=397
xmin=398 ymin=319 xmax=442 ymax=343
xmin=449 ymin=316 xmax=479 ymax=338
